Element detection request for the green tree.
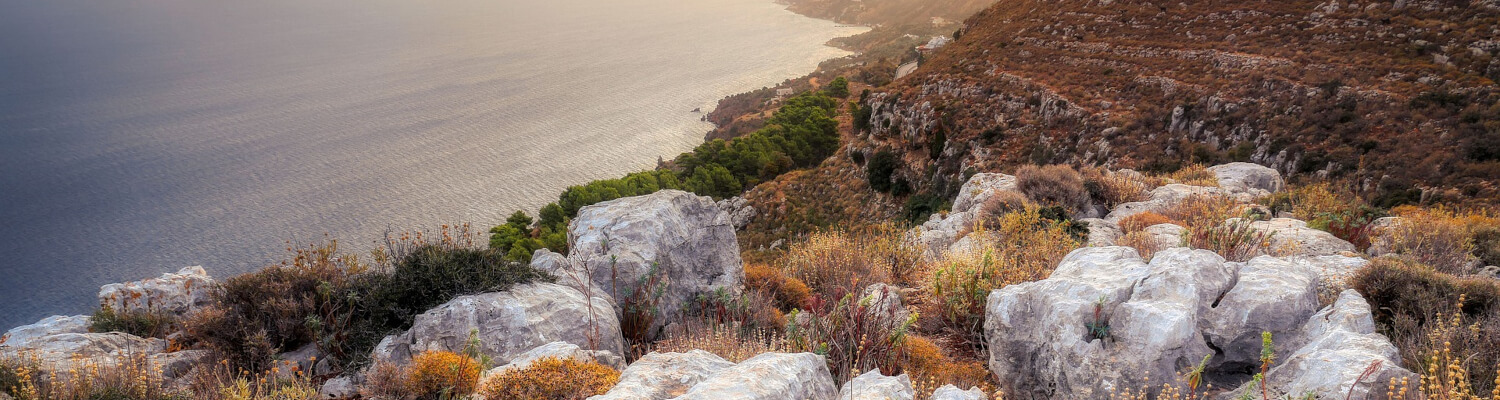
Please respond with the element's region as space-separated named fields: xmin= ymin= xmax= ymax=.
xmin=867 ymin=150 xmax=900 ymax=192
xmin=825 ymin=77 xmax=850 ymax=98
xmin=685 ymin=163 xmax=743 ymax=199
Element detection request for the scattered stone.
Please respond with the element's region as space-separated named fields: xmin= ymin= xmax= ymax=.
xmin=371 ymin=283 xmax=623 ymax=367
xmin=1143 ymin=223 xmax=1187 ymax=250
xmin=1079 ymin=218 xmax=1121 ymax=247
xmin=1106 ymin=184 xmax=1229 ymax=222
xmin=673 ymin=352 xmax=837 ymax=400
xmin=715 ymin=196 xmax=758 ymax=230
xmin=97 ymin=266 xmax=214 ymax=317
xmin=0 ymin=332 xmax=166 ymax=374
xmin=838 ymin=369 xmax=915 ymax=400
xmin=588 ymin=350 xmax=735 ymax=400
xmin=1207 ymin=162 xmax=1284 ymax=196
xmin=320 ymin=376 xmax=358 ymax=400
xmin=1247 ymin=218 xmax=1357 ymax=256
xmin=928 ymin=384 xmax=987 ymax=400
xmin=149 ymin=349 xmax=210 ymax=379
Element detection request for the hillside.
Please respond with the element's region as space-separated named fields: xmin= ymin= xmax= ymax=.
xmin=855 ymin=0 xmax=1500 ymax=205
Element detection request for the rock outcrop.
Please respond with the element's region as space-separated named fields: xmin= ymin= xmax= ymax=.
xmin=589 ymin=350 xmax=736 ymax=400
xmin=371 ymin=282 xmax=623 ymax=366
xmin=97 ymin=266 xmax=214 ymax=317
xmin=984 ymin=247 xmax=1410 ymax=399
xmin=837 ymin=369 xmax=915 ymax=400
xmin=0 ymin=314 xmax=90 ymax=348
xmin=1221 ymin=290 xmax=1414 ymax=399
xmin=1080 ymin=218 xmax=1121 ymax=247
xmin=911 ymin=173 xmax=1018 ymax=259
xmin=564 ymin=190 xmax=743 ymax=332
xmin=716 ymin=196 xmax=758 ymax=230
xmin=671 ymin=352 xmax=838 ymax=400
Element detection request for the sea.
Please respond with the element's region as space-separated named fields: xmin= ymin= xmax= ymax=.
xmin=0 ymin=0 xmax=866 ymax=328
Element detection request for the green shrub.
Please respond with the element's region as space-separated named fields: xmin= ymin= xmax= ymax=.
xmin=89 ymin=306 xmax=178 ymax=339
xmin=866 ymin=150 xmax=900 ymax=193
xmin=824 ymin=76 xmax=850 ymax=98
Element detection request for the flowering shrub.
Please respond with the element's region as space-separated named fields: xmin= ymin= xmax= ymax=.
xmin=479 ymin=357 xmax=620 ymax=400
xmin=405 ymin=351 xmax=482 ymax=399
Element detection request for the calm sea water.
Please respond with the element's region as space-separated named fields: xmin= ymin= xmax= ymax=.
xmin=0 ymin=0 xmax=864 ymax=328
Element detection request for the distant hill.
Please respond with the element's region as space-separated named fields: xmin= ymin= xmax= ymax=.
xmin=782 ymin=0 xmax=998 ymax=26
xmin=856 ymin=0 xmax=1500 ymax=204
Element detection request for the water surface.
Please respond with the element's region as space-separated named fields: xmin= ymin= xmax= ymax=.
xmin=0 ymin=0 xmax=864 ymax=328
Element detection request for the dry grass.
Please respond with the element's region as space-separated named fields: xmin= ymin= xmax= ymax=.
xmin=918 ymin=206 xmax=1081 ymax=354
xmin=653 ymin=322 xmax=792 ymax=363
xmin=1373 ymin=206 xmax=1498 ymax=275
xmin=1262 ymin=181 xmax=1383 ymax=250
xmin=1352 ymin=258 xmax=1500 ymax=397
xmin=1081 ymin=167 xmax=1152 ymax=209
xmin=0 ymin=353 xmax=187 ymax=400
xmin=1162 ymin=164 xmax=1219 ymax=187
xmin=478 ymin=357 xmax=620 ymax=400
xmin=782 ymin=224 xmax=921 ymax=300
xmin=1117 ymin=230 xmax=1164 ymax=261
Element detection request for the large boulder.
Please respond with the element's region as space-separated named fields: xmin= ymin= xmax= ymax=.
xmin=672 ymin=352 xmax=837 ymax=400
xmin=1207 ymin=162 xmax=1284 ymax=197
xmin=1106 ymin=184 xmax=1229 ymax=222
xmin=1203 ymin=256 xmax=1321 ymax=368
xmin=0 ymin=315 xmax=90 ymax=349
xmin=371 ymin=282 xmax=623 ymax=367
xmin=985 ymin=247 xmax=1237 ymax=399
xmin=861 ymin=283 xmax=910 ymax=331
xmin=1221 ymin=290 xmax=1413 ymax=399
xmin=588 ymin=350 xmax=735 ymax=400
xmin=838 ymin=369 xmax=915 ymax=400
xmin=566 ymin=190 xmax=743 ymax=331
xmin=97 ymin=266 xmax=214 ymax=316
xmin=1247 ymin=218 xmax=1357 ymax=257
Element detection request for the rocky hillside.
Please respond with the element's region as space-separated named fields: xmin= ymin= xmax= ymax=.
xmin=857 ymin=0 xmax=1500 ymax=204
xmin=782 ymin=0 xmax=998 ymax=26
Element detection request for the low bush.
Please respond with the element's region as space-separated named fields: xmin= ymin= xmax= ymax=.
xmin=405 ymin=351 xmax=482 ymax=399
xmin=1350 ymin=258 xmax=1500 ymax=395
xmin=1188 ymin=218 xmax=1274 ymax=262
xmin=187 ymin=226 xmax=552 ymax=373
xmin=1262 ymin=182 xmax=1384 ymax=250
xmin=479 ymin=357 xmax=620 ymax=400
xmin=899 ymin=335 xmax=996 ymax=399
xmin=972 ymin=190 xmax=1031 ymax=232
xmin=1016 ymin=164 xmax=1090 ymax=215
xmin=683 ymin=288 xmax=786 ymax=337
xmin=1081 ymin=167 xmax=1150 ymax=209
xmin=1117 ymin=230 xmax=1164 ymax=261
xmin=1159 ymin=195 xmax=1243 ymax=234
xmin=785 ymin=290 xmax=915 ymax=382
xmin=743 ymin=263 xmax=812 ymax=311
xmin=89 ymin=306 xmax=178 ymax=339
xmin=1163 ymin=164 xmax=1218 ymax=187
